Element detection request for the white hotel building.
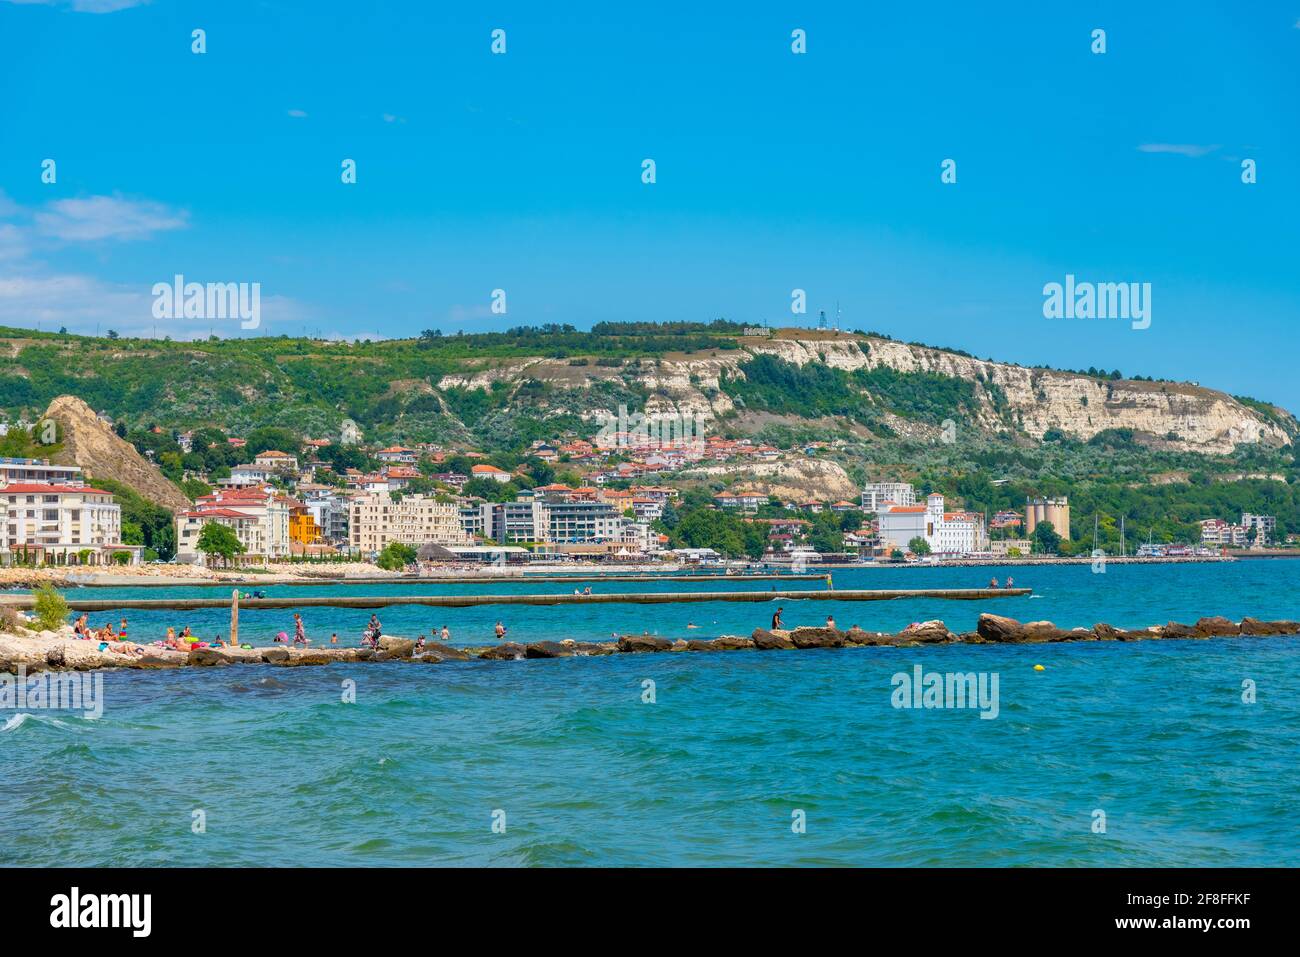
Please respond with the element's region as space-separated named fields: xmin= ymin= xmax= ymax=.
xmin=861 ymin=481 xmax=917 ymax=513
xmin=349 ymin=492 xmax=470 ymax=554
xmin=877 ymin=493 xmax=986 ymax=556
xmin=0 ymin=458 xmax=139 ymax=565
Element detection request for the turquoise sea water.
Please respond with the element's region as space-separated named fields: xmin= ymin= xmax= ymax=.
xmin=3 ymin=562 xmax=1299 ymax=866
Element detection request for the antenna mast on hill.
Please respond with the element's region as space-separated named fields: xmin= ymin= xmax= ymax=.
xmin=818 ymin=310 xmax=827 ymax=331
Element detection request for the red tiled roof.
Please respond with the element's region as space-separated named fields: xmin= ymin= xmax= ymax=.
xmin=0 ymin=483 xmax=113 ymax=495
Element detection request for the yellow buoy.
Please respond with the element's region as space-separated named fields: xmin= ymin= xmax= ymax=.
xmin=1034 ymin=664 xmax=1045 ymax=671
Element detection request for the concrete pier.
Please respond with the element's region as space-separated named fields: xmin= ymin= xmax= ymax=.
xmin=0 ymin=587 xmax=1030 ymax=612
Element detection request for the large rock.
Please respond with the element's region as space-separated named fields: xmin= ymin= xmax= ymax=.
xmin=43 ymin=395 xmax=191 ymax=510
xmin=1022 ymin=621 xmax=1073 ymax=643
xmin=419 ymin=644 xmax=473 ymax=662
xmin=617 ymin=634 xmax=673 ymax=653
xmin=376 ymin=637 xmax=416 ymax=658
xmin=1092 ymin=623 xmax=1150 ymax=641
xmin=187 ymin=649 xmax=232 ymax=666
xmin=574 ymin=642 xmax=616 ymax=656
xmin=788 ymin=627 xmax=845 ymax=649
xmin=898 ymin=620 xmax=953 ymax=644
xmin=281 ymin=652 xmax=334 ymax=666
xmin=525 ymin=641 xmax=573 ymax=659
xmin=1161 ymin=621 xmax=1196 ymax=639
xmin=750 ymin=628 xmax=795 ymax=650
xmin=976 ymin=614 xmax=1029 ymax=643
xmin=1191 ymin=616 xmax=1240 ymax=638
xmin=1239 ymin=617 xmax=1300 ymax=636
xmin=687 ymin=635 xmax=754 ymax=651
xmin=479 ymin=642 xmax=527 ymax=660
xmin=261 ymin=647 xmax=291 ymax=663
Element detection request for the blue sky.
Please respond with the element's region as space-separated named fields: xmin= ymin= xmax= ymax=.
xmin=1 ymin=1 xmax=1298 ymax=408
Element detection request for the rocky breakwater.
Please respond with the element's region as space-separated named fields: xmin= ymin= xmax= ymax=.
xmin=5 ymin=614 xmax=1300 ymax=675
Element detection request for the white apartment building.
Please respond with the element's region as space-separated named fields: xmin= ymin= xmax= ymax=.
xmin=0 ymin=482 xmax=139 ymax=565
xmin=253 ymin=450 xmax=299 ymax=472
xmin=175 ymin=487 xmax=292 ymax=562
xmin=349 ymin=493 xmax=470 ymax=553
xmin=1240 ymin=513 xmax=1276 ymax=546
xmin=1199 ymin=518 xmax=1247 ymax=547
xmin=0 ymin=457 xmax=85 ymax=486
xmin=861 ymin=481 xmax=916 ymax=513
xmin=877 ymin=493 xmax=986 ymax=555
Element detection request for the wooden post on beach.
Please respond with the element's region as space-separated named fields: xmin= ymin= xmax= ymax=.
xmin=230 ymin=589 xmax=239 ymax=646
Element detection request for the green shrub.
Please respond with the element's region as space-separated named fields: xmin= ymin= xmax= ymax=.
xmin=32 ymin=583 xmax=70 ymax=631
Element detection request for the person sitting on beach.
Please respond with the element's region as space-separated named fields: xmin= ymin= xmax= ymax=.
xmin=73 ymin=615 xmax=90 ymax=639
xmin=368 ymin=615 xmax=382 ymax=640
xmin=180 ymin=626 xmax=193 ymax=640
xmin=415 ymin=635 xmax=426 ymax=651
xmin=274 ymin=631 xmax=289 ymax=644
xmin=439 ymin=625 xmax=450 ymax=642
xmin=989 ymin=578 xmax=1000 ymax=589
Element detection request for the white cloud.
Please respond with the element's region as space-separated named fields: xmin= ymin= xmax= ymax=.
xmin=0 ymin=273 xmax=154 ymax=334
xmin=0 ymin=270 xmax=313 ymax=338
xmin=0 ymin=225 xmax=28 ymax=262
xmin=1136 ymin=143 xmax=1220 ymax=158
xmin=34 ymin=195 xmax=188 ymax=242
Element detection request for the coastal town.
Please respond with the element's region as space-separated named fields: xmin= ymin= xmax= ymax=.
xmin=0 ymin=401 xmax=1286 ymax=575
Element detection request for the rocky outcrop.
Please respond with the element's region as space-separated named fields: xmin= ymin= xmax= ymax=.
xmin=750 ymin=628 xmax=796 ymax=650
xmin=434 ymin=332 xmax=1294 ymax=455
xmin=617 ymin=634 xmax=673 ymax=653
xmin=1239 ymin=617 xmax=1300 ymax=636
xmin=525 ymin=640 xmax=573 ymax=659
xmin=788 ymin=626 xmax=845 ymax=649
xmin=4 ymin=613 xmax=1299 ymax=674
xmin=42 ymin=395 xmax=190 ymax=510
xmin=1191 ymin=616 xmax=1240 ymax=638
xmin=376 ymin=636 xmax=416 ymax=658
xmin=479 ymin=642 xmax=527 ymax=660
